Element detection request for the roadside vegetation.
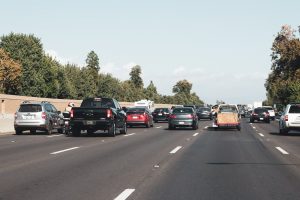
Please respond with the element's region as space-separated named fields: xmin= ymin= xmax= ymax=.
xmin=0 ymin=33 xmax=203 ymax=105
xmin=265 ymin=25 xmax=300 ymax=106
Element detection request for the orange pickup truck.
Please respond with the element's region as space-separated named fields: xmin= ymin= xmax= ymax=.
xmin=212 ymin=104 xmax=241 ymax=130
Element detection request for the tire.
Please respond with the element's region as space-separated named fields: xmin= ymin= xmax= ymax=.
xmin=108 ymin=122 xmax=116 ymax=137
xmin=168 ymin=124 xmax=174 ymax=130
xmin=145 ymin=121 xmax=150 ymax=128
xmin=279 ymin=127 xmax=288 ymax=134
xmin=72 ymin=129 xmax=81 ymax=137
xmin=192 ymin=123 xmax=198 ymax=130
xmin=46 ymin=123 xmax=53 ymax=135
xmin=15 ymin=129 xmax=22 ymax=135
xmin=87 ymin=129 xmax=94 ymax=136
xmin=120 ymin=122 xmax=127 ymax=134
xmin=57 ymin=128 xmax=63 ymax=134
xmin=250 ymin=119 xmax=254 ymax=123
xmin=266 ymin=120 xmax=270 ymax=123
xmin=237 ymin=125 xmax=241 ymax=131
xmin=154 ymin=120 xmax=158 ymax=123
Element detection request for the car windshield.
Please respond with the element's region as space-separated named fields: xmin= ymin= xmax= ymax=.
xmin=289 ymin=105 xmax=300 ymax=113
xmin=172 ymin=108 xmax=193 ymax=114
xmin=219 ymin=105 xmax=237 ymax=113
xmin=19 ymin=104 xmax=42 ymax=112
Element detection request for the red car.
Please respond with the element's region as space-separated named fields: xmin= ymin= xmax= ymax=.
xmin=126 ymin=107 xmax=154 ymax=128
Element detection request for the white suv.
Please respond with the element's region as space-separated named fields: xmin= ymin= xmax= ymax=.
xmin=262 ymin=106 xmax=275 ymax=120
xmin=279 ymin=103 xmax=300 ymax=134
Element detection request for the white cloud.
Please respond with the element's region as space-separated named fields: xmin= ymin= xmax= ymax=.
xmin=45 ymin=49 xmax=72 ymax=65
xmin=101 ymin=61 xmax=137 ymax=81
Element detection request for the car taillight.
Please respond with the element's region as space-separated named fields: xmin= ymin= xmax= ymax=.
xmin=107 ymin=109 xmax=112 ymax=118
xmin=252 ymin=113 xmax=258 ymax=116
xmin=187 ymin=114 xmax=193 ymax=119
xmin=42 ymin=112 xmax=47 ymax=119
xmin=70 ymin=109 xmax=74 ymax=118
xmin=284 ymin=115 xmax=288 ymax=121
xmin=265 ymin=112 xmax=269 ymax=116
xmin=169 ymin=114 xmax=176 ymax=119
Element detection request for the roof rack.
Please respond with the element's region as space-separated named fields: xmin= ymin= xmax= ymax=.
xmin=22 ymin=100 xmax=31 ymax=104
xmin=41 ymin=101 xmax=50 ymax=104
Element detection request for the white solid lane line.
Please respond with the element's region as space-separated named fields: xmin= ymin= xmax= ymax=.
xmin=276 ymin=147 xmax=289 ymax=155
xmin=114 ymin=189 xmax=135 ymax=200
xmin=50 ymin=147 xmax=80 ymax=155
xmin=193 ymin=133 xmax=199 ymax=137
xmin=124 ymin=133 xmax=136 ymax=137
xmin=170 ymin=146 xmax=182 ymax=154
xmin=258 ymin=133 xmax=265 ymax=137
xmin=47 ymin=134 xmax=63 ymax=138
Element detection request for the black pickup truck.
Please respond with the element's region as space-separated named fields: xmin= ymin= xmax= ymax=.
xmin=69 ymin=97 xmax=127 ymax=137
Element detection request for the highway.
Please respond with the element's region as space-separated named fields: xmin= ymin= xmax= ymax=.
xmin=1 ymin=119 xmax=300 ymax=200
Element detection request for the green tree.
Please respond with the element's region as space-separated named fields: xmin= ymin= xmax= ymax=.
xmin=129 ymin=65 xmax=144 ymax=89
xmin=0 ymin=48 xmax=21 ymax=94
xmin=0 ymin=33 xmax=47 ymax=97
xmin=86 ymin=50 xmax=100 ymax=73
xmin=145 ymin=81 xmax=159 ymax=101
xmin=172 ymin=79 xmax=192 ymax=95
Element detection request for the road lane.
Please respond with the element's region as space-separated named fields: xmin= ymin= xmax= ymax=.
xmin=133 ymin=119 xmax=300 ymax=200
xmin=0 ymin=120 xmax=210 ymax=200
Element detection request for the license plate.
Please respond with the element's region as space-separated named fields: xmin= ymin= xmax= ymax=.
xmin=87 ymin=121 xmax=94 ymax=125
xmin=260 ymin=118 xmax=264 ymax=120
xmin=158 ymin=113 xmax=162 ymax=116
xmin=23 ymin=115 xmax=34 ymax=119
xmin=179 ymin=122 xmax=184 ymax=125
xmin=132 ymin=116 xmax=138 ymax=119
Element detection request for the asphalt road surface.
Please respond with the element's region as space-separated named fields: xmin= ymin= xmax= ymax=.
xmin=1 ymin=118 xmax=300 ymax=200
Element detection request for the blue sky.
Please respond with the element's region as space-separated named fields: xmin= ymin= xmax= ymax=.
xmin=1 ymin=0 xmax=300 ymax=104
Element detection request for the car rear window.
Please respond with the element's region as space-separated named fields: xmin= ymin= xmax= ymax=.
xmin=172 ymin=108 xmax=193 ymax=114
xmin=19 ymin=104 xmax=42 ymax=112
xmin=154 ymin=108 xmax=169 ymax=112
xmin=198 ymin=107 xmax=210 ymax=112
xmin=219 ymin=106 xmax=238 ymax=113
xmin=254 ymin=108 xmax=267 ymax=114
xmin=81 ymin=98 xmax=116 ymax=108
xmin=289 ymin=105 xmax=300 ymax=113
xmin=127 ymin=107 xmax=146 ymax=114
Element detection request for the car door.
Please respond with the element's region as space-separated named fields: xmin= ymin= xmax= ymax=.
xmin=114 ymin=100 xmax=126 ymax=128
xmin=49 ymin=104 xmax=60 ymax=129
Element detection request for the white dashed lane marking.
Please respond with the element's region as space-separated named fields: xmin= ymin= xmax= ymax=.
xmin=47 ymin=134 xmax=63 ymax=138
xmin=155 ymin=126 xmax=162 ymax=129
xmin=170 ymin=146 xmax=182 ymax=154
xmin=124 ymin=133 xmax=136 ymax=137
xmin=276 ymin=147 xmax=289 ymax=155
xmin=193 ymin=133 xmax=199 ymax=137
xmin=50 ymin=147 xmax=80 ymax=155
xmin=114 ymin=189 xmax=135 ymax=200
xmin=258 ymin=133 xmax=265 ymax=137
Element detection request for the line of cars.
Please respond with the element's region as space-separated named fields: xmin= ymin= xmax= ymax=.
xmin=13 ymin=99 xmax=214 ymax=135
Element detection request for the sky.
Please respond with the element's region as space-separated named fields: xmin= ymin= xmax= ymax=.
xmin=1 ymin=0 xmax=300 ymax=104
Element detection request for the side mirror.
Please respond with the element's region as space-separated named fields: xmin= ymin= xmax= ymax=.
xmin=63 ymin=112 xmax=70 ymax=118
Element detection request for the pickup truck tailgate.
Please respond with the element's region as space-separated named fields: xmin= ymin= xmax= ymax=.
xmin=72 ymin=108 xmax=108 ymax=120
xmin=217 ymin=113 xmax=239 ymax=124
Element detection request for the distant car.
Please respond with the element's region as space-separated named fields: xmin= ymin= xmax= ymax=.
xmin=213 ymin=104 xmax=241 ymax=130
xmin=171 ymin=105 xmax=183 ymax=110
xmin=239 ymin=109 xmax=246 ymax=118
xmin=197 ymin=107 xmax=212 ymax=120
xmin=183 ymin=105 xmax=196 ymax=110
xmin=126 ymin=107 xmax=154 ymax=128
xmin=168 ymin=107 xmax=198 ymax=130
xmin=14 ymin=101 xmax=64 ymax=135
xmin=152 ymin=108 xmax=171 ymax=122
xmin=262 ymin=106 xmax=275 ymax=120
xmin=250 ymin=107 xmax=270 ymax=123
xmin=279 ymin=103 xmax=300 ymax=134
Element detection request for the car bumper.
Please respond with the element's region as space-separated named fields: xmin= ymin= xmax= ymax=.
xmin=169 ymin=119 xmax=195 ymax=126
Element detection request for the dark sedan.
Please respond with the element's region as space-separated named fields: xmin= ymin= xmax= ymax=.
xmin=250 ymin=107 xmax=270 ymax=123
xmin=152 ymin=108 xmax=171 ymax=122
xmin=197 ymin=107 xmax=212 ymax=120
xmin=168 ymin=107 xmax=198 ymax=130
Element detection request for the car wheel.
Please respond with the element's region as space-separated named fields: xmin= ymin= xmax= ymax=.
xmin=15 ymin=129 xmax=22 ymax=135
xmin=250 ymin=119 xmax=254 ymax=123
xmin=87 ymin=129 xmax=94 ymax=136
xmin=57 ymin=128 xmax=64 ymax=134
xmin=108 ymin=122 xmax=116 ymax=137
xmin=266 ymin=119 xmax=270 ymax=123
xmin=46 ymin=123 xmax=53 ymax=135
xmin=237 ymin=125 xmax=241 ymax=131
xmin=120 ymin=122 xmax=127 ymax=134
xmin=146 ymin=121 xmax=150 ymax=128
xmin=192 ymin=124 xmax=198 ymax=130
xmin=154 ymin=120 xmax=158 ymax=123
xmin=72 ymin=129 xmax=81 ymax=137
xmin=168 ymin=124 xmax=174 ymax=130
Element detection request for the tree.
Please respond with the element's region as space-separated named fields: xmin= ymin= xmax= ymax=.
xmin=86 ymin=50 xmax=100 ymax=73
xmin=172 ymin=79 xmax=192 ymax=95
xmin=0 ymin=48 xmax=21 ymax=94
xmin=129 ymin=65 xmax=144 ymax=89
xmin=145 ymin=81 xmax=159 ymax=101
xmin=0 ymin=33 xmax=47 ymax=97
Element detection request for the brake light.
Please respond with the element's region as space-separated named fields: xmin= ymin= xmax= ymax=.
xmin=169 ymin=114 xmax=176 ymax=119
xmin=187 ymin=114 xmax=193 ymax=119
xmin=284 ymin=115 xmax=288 ymax=121
xmin=70 ymin=109 xmax=74 ymax=118
xmin=107 ymin=109 xmax=112 ymax=118
xmin=252 ymin=113 xmax=258 ymax=116
xmin=42 ymin=112 xmax=47 ymax=119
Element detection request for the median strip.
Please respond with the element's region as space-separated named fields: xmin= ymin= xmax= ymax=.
xmin=114 ymin=189 xmax=135 ymax=200
xmin=50 ymin=147 xmax=80 ymax=155
xmin=276 ymin=147 xmax=289 ymax=155
xmin=170 ymin=146 xmax=182 ymax=154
